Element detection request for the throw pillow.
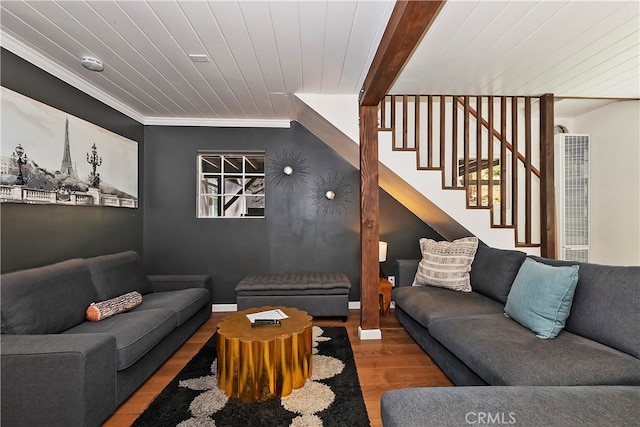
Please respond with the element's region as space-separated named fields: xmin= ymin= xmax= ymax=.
xmin=470 ymin=243 xmax=527 ymax=303
xmin=504 ymin=258 xmax=579 ymax=339
xmin=86 ymin=291 xmax=142 ymax=322
xmin=412 ymin=237 xmax=479 ymax=292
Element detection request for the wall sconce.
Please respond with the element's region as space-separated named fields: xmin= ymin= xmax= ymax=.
xmin=268 ymin=150 xmax=309 ymax=191
xmin=311 ymin=172 xmax=352 ymax=216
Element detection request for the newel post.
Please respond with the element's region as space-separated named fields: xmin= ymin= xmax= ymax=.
xmin=540 ymin=93 xmax=557 ymax=258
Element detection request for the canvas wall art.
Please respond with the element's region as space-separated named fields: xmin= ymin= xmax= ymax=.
xmin=1 ymin=87 xmax=138 ymax=208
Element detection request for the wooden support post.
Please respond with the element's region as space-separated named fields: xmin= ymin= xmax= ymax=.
xmin=540 ymin=93 xmax=557 ymax=258
xmin=357 ymin=0 xmax=445 ymax=338
xmin=359 ymin=105 xmax=380 ymax=335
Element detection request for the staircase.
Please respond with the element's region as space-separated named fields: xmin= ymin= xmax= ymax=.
xmin=378 ymin=95 xmax=550 ymax=250
xmin=294 ymin=93 xmax=554 ymax=255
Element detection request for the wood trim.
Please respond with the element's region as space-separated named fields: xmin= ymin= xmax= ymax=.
xmin=391 ymin=95 xmax=397 ymax=148
xmin=525 ymin=97 xmax=532 ymax=244
xmin=539 ymin=93 xmax=557 ymax=258
xmin=476 ymin=96 xmax=482 ymax=207
xmin=360 ymin=0 xmax=446 ymax=106
xmin=511 ymin=97 xmax=518 ymax=231
xmin=402 ymin=95 xmax=408 ymax=149
xmin=359 ymin=105 xmax=380 ymax=331
xmin=457 ymin=97 xmax=540 ymax=178
xmin=451 ymin=96 xmax=458 ymax=187
xmin=488 ymin=96 xmax=494 ymax=212
xmin=463 ymin=96 xmax=470 ymax=207
xmin=500 ymin=97 xmax=507 ymax=225
xmin=427 ymin=95 xmax=433 ymax=168
xmin=440 ymin=96 xmax=446 ymax=171
xmin=415 ymin=95 xmax=421 ymax=155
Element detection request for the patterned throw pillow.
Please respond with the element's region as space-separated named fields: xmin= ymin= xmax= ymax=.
xmin=86 ymin=291 xmax=142 ymax=322
xmin=412 ymin=237 xmax=479 ymax=292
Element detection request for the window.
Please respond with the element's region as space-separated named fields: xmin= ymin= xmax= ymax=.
xmin=458 ymin=159 xmax=501 ymax=207
xmin=198 ymin=153 xmax=265 ymax=218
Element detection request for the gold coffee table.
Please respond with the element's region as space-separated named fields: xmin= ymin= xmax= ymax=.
xmin=216 ymin=306 xmax=313 ymax=402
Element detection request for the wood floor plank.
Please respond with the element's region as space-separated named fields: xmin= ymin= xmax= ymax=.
xmin=104 ymin=309 xmax=452 ymax=426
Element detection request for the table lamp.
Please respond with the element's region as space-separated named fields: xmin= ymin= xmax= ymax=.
xmin=379 ymin=241 xmax=388 ymax=277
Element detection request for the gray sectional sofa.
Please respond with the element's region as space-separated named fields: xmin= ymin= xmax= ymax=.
xmin=381 ymin=243 xmax=640 ymax=426
xmin=1 ymin=251 xmax=212 ymax=427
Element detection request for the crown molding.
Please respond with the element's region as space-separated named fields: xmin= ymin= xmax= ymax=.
xmin=1 ymin=31 xmax=146 ymax=124
xmin=1 ymin=33 xmax=292 ymax=129
xmin=144 ymin=117 xmax=291 ymax=128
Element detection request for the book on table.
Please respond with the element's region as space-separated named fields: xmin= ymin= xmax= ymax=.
xmin=246 ymin=308 xmax=289 ymax=326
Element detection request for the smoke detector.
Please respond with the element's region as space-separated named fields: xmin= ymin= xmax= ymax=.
xmin=81 ymin=56 xmax=104 ymax=72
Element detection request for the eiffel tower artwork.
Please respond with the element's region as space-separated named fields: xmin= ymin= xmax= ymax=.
xmin=60 ymin=117 xmax=77 ymax=178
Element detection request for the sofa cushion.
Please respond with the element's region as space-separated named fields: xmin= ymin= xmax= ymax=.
xmin=429 ymin=314 xmax=640 ymax=386
xmin=85 ymin=251 xmax=153 ymax=300
xmin=1 ymin=259 xmax=97 ymax=334
xmin=505 ymin=258 xmax=579 ymax=339
xmin=63 ymin=309 xmax=176 ymax=370
xmin=413 ymin=237 xmax=479 ymax=292
xmin=531 ymin=256 xmax=640 ymax=359
xmin=381 ymin=386 xmax=640 ymax=427
xmin=133 ymin=288 xmax=210 ymax=326
xmin=392 ymin=286 xmax=503 ymax=329
xmin=470 ymin=243 xmax=526 ymax=303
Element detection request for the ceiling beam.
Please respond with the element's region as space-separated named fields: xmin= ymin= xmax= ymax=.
xmin=359 ymin=0 xmax=446 ymax=106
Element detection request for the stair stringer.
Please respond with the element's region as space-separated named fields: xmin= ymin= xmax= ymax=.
xmin=293 ymin=93 xmax=540 ymax=254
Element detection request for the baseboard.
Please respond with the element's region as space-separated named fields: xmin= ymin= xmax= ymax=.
xmin=211 ymin=304 xmax=237 ymax=312
xmin=358 ymin=326 xmax=382 ymax=340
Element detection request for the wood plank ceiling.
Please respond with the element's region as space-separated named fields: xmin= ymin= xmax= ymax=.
xmin=1 ymin=1 xmax=638 ymax=124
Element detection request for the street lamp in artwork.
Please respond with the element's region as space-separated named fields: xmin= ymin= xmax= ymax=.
xmin=11 ymin=144 xmax=28 ymax=185
xmin=86 ymin=143 xmax=103 ymax=188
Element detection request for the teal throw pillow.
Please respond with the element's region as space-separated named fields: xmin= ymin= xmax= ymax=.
xmin=504 ymin=258 xmax=579 ymax=339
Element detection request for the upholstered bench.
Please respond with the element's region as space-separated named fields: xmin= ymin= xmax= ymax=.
xmin=235 ymin=273 xmax=351 ymax=320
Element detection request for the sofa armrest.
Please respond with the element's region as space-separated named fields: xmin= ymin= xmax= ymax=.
xmin=395 ymin=259 xmax=420 ymax=287
xmin=1 ymin=333 xmax=117 ymax=427
xmin=148 ymin=274 xmax=213 ymax=299
xmin=381 ymin=386 xmax=640 ymax=427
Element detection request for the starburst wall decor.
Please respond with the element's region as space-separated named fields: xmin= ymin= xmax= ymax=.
xmin=267 ymin=149 xmax=310 ymax=191
xmin=311 ymin=172 xmax=352 ymax=216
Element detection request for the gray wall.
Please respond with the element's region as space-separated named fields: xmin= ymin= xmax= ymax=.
xmin=0 ymin=48 xmax=144 ymax=273
xmin=143 ymin=122 xmax=440 ymax=303
xmin=1 ymin=47 xmax=441 ymax=295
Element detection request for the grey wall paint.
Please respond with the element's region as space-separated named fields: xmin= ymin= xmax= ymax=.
xmin=1 ymin=47 xmax=441 ymax=291
xmin=0 ymin=48 xmax=144 ymax=273
xmin=144 ymin=122 xmax=441 ymax=303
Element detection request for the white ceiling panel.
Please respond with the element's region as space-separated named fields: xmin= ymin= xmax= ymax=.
xmin=298 ymin=1 xmax=328 ymax=93
xmin=1 ymin=0 xmax=636 ymax=124
xmin=393 ymin=0 xmax=639 ymax=105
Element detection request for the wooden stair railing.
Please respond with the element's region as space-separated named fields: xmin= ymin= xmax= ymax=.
xmin=378 ymin=95 xmax=548 ymax=248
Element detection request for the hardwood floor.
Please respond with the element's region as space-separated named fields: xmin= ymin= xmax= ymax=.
xmin=104 ymin=309 xmax=453 ymax=426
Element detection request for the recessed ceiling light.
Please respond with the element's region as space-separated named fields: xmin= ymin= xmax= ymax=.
xmin=189 ymin=54 xmax=210 ymax=63
xmin=81 ymin=56 xmax=104 ymax=72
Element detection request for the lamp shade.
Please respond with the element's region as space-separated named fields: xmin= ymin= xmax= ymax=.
xmin=379 ymin=241 xmax=388 ymax=262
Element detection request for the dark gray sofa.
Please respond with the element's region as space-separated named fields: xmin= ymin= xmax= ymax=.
xmin=1 ymin=251 xmax=212 ymax=427
xmin=381 ymin=243 xmax=640 ymax=426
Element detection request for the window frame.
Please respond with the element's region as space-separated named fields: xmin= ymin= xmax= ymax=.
xmin=197 ymin=152 xmax=265 ymax=218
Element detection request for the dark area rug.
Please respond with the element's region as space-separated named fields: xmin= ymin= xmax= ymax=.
xmin=134 ymin=326 xmax=369 ymax=427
